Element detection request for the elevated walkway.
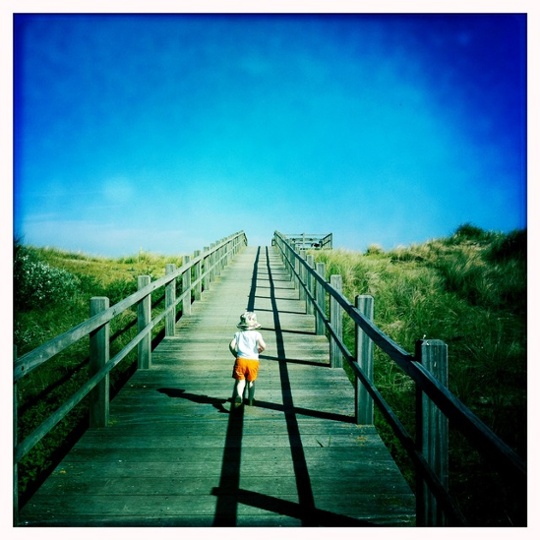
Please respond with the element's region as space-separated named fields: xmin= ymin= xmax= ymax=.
xmin=19 ymin=246 xmax=415 ymax=526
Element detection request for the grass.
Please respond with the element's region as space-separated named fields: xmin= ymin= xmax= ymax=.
xmin=13 ymin=242 xmax=185 ymax=503
xmin=309 ymin=224 xmax=526 ymax=525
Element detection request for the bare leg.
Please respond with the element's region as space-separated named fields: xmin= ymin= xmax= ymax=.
xmin=232 ymin=379 xmax=246 ymax=407
xmin=247 ymin=381 xmax=255 ymax=406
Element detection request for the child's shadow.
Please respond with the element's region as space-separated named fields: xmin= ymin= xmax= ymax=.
xmin=157 ymin=387 xmax=230 ymax=414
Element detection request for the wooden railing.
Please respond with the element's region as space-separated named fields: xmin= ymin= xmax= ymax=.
xmin=273 ymin=230 xmax=526 ymax=526
xmin=13 ymin=231 xmax=247 ymax=522
xmin=278 ymin=232 xmax=333 ymax=250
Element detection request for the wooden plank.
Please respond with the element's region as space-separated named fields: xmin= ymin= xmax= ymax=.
xmin=18 ymin=246 xmax=415 ymax=527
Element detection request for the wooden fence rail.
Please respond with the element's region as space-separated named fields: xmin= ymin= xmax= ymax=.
xmin=13 ymin=231 xmax=247 ymax=522
xmin=273 ymin=230 xmax=526 ymax=526
xmin=278 ymin=232 xmax=333 ymax=250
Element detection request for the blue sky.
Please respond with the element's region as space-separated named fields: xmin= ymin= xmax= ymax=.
xmin=12 ymin=10 xmax=528 ymax=257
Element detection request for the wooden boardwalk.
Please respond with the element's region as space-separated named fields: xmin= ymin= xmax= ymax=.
xmin=19 ymin=246 xmax=416 ymax=527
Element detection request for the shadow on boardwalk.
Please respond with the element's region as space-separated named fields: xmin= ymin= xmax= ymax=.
xmin=18 ymin=246 xmax=415 ymax=527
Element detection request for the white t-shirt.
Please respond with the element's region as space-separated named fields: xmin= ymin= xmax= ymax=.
xmin=233 ymin=330 xmax=264 ymax=359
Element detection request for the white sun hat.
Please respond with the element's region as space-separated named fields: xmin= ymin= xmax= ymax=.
xmin=236 ymin=311 xmax=262 ymax=330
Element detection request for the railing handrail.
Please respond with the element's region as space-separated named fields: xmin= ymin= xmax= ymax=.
xmin=13 ymin=231 xmax=247 ymax=467
xmin=273 ymin=230 xmax=526 ymax=525
xmin=281 ymin=232 xmax=333 ymax=249
xmin=14 ymin=231 xmax=246 ymax=383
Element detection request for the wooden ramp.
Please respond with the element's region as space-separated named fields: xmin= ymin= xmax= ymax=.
xmin=19 ymin=246 xmax=416 ymax=527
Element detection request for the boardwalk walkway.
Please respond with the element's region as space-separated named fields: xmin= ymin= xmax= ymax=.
xmin=19 ymin=245 xmax=415 ymax=527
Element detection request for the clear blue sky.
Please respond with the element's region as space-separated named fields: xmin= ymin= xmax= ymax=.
xmin=13 ymin=11 xmax=527 ymax=257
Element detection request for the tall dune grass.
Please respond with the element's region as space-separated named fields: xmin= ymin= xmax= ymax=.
xmin=309 ymin=224 xmax=526 ymax=525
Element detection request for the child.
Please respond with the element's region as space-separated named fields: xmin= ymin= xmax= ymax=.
xmin=229 ymin=311 xmax=266 ymax=408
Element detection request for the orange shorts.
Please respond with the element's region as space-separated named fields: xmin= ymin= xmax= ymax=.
xmin=232 ymin=358 xmax=260 ymax=382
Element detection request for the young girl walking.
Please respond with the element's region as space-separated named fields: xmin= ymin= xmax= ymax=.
xmin=229 ymin=311 xmax=266 ymax=409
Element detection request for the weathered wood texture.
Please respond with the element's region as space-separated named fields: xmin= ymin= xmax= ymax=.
xmin=19 ymin=246 xmax=415 ymax=527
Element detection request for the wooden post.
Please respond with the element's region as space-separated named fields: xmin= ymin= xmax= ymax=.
xmin=306 ymin=255 xmax=314 ymax=315
xmin=286 ymin=240 xmax=294 ymax=280
xmin=214 ymin=246 xmax=220 ymax=276
xmin=355 ymin=295 xmax=374 ymax=425
xmin=209 ymin=243 xmax=216 ymax=283
xmin=182 ymin=255 xmax=192 ymax=315
xmin=299 ymin=251 xmax=306 ymax=303
xmin=330 ymin=275 xmax=343 ymax=368
xmin=295 ymin=248 xmax=302 ymax=293
xmin=289 ymin=241 xmax=295 ymax=280
xmin=279 ymin=237 xmax=286 ymax=271
xmin=315 ymin=263 xmax=325 ymax=335
xmin=415 ymin=339 xmax=449 ymax=526
xmin=211 ymin=246 xmax=217 ymax=280
xmin=222 ymin=244 xmax=228 ymax=269
xmin=215 ymin=245 xmax=222 ymax=276
xmin=89 ymin=297 xmax=110 ymax=427
xmin=165 ymin=264 xmax=176 ymax=337
xmin=203 ymin=247 xmax=210 ymax=291
xmin=193 ymin=251 xmax=202 ymax=300
xmin=137 ymin=276 xmax=151 ymax=369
